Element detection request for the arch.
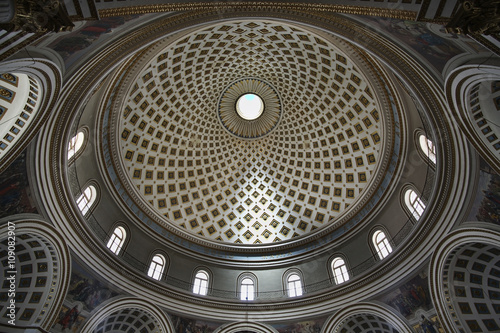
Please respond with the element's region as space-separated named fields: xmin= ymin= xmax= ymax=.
xmin=331 ymin=256 xmax=350 ymax=285
xmin=402 ymin=186 xmax=426 ymax=221
xmin=446 ymin=62 xmax=500 ymax=174
xmin=429 ymin=226 xmax=500 ymax=332
xmin=147 ymin=253 xmax=167 ymax=280
xmin=0 ymin=58 xmax=61 ymax=173
xmin=321 ymin=302 xmax=415 ymax=333
xmin=240 ymin=278 xmax=255 ymax=301
xmin=284 ymin=269 xmax=304 ymax=297
xmin=193 ymin=269 xmax=210 ymax=295
xmin=371 ymin=228 xmax=393 ymax=260
xmin=238 ymin=273 xmax=257 ymax=301
xmin=106 ymin=225 xmax=127 ymax=255
xmin=76 ymin=184 xmax=99 ymax=217
xmin=214 ymin=321 xmax=279 ymax=333
xmin=78 ymin=297 xmax=173 ymax=333
xmin=0 ymin=218 xmax=71 ymax=330
xmin=67 ymin=126 xmax=89 ymax=162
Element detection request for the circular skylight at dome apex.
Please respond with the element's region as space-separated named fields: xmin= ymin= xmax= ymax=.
xmin=218 ymin=78 xmax=282 ymax=139
xmin=236 ymin=94 xmax=264 ymax=120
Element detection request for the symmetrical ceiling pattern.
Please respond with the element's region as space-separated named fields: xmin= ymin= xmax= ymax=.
xmin=0 ymin=233 xmax=56 ymax=325
xmin=94 ymin=308 xmax=163 ymax=333
xmin=218 ymin=78 xmax=282 ymax=139
xmin=336 ymin=314 xmax=400 ymax=333
xmin=116 ymin=21 xmax=386 ymax=244
xmin=0 ymin=73 xmax=40 ymax=155
xmin=446 ymin=243 xmax=500 ymax=332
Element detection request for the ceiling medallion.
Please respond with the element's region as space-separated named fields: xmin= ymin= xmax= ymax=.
xmin=218 ymin=78 xmax=282 ymax=139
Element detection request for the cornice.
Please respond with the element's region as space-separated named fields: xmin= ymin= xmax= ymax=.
xmin=98 ymin=2 xmax=417 ymax=20
xmin=445 ymin=65 xmax=500 ymax=175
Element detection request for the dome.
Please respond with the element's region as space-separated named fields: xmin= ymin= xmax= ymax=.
xmin=108 ymin=20 xmax=397 ymax=245
xmin=1 ymin=2 xmax=498 ymax=332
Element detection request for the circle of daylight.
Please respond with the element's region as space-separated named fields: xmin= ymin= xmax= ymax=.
xmin=237 ymin=94 xmax=264 ymax=120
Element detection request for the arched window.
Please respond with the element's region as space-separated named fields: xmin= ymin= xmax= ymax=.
xmin=332 ymin=257 xmax=349 ymax=284
xmin=106 ymin=226 xmax=126 ymax=255
xmin=404 ymin=189 xmax=426 ymax=220
xmin=77 ymin=185 xmax=97 ymax=216
xmin=240 ymin=278 xmax=255 ymax=301
xmin=419 ymin=134 xmax=436 ymax=164
xmin=287 ymin=274 xmax=303 ymax=297
xmin=68 ymin=131 xmax=85 ymax=160
xmin=193 ymin=270 xmax=209 ymax=295
xmin=147 ymin=254 xmax=165 ymax=280
xmin=373 ymin=230 xmax=392 ymax=260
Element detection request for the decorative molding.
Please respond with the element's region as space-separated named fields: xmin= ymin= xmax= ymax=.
xmin=321 ymin=301 xmax=415 ymax=333
xmin=218 ymin=78 xmax=282 ymax=139
xmin=98 ymin=3 xmax=417 ymax=20
xmin=214 ymin=321 xmax=278 ymax=333
xmin=429 ymin=226 xmax=500 ymax=332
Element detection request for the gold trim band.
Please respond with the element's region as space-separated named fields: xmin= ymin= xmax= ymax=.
xmin=99 ymin=2 xmax=417 ymax=20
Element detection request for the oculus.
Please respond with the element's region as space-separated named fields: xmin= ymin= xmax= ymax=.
xmin=236 ymin=93 xmax=264 ymax=120
xmin=218 ymin=78 xmax=281 ymax=140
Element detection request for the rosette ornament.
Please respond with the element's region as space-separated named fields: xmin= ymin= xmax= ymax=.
xmin=218 ymin=78 xmax=282 ymax=139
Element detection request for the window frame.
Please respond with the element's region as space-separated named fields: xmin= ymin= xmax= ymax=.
xmin=419 ymin=134 xmax=436 ymax=164
xmin=147 ymin=253 xmax=167 ymax=281
xmin=67 ymin=127 xmax=89 ymax=163
xmin=192 ymin=269 xmax=210 ymax=296
xmin=331 ymin=256 xmax=350 ymax=285
xmin=76 ymin=182 xmax=99 ymax=217
xmin=370 ymin=228 xmax=393 ymax=260
xmin=238 ymin=273 xmax=257 ymax=301
xmin=401 ymin=184 xmax=427 ymax=222
xmin=415 ymin=130 xmax=437 ymax=166
xmin=287 ymin=274 xmax=303 ymax=297
xmin=404 ymin=188 xmax=426 ymax=221
xmin=284 ymin=270 xmax=304 ymax=298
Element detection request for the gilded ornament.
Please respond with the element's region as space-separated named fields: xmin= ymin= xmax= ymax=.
xmin=446 ymin=0 xmax=500 ymax=35
xmin=0 ymin=88 xmax=12 ymax=97
xmin=2 ymin=73 xmax=15 ymax=81
xmin=99 ymin=2 xmax=416 ymax=20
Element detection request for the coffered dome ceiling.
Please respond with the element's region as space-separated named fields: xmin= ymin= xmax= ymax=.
xmin=108 ymin=20 xmax=397 ymax=245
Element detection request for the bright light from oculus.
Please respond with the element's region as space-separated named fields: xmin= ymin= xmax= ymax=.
xmin=236 ymin=94 xmax=264 ymax=120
